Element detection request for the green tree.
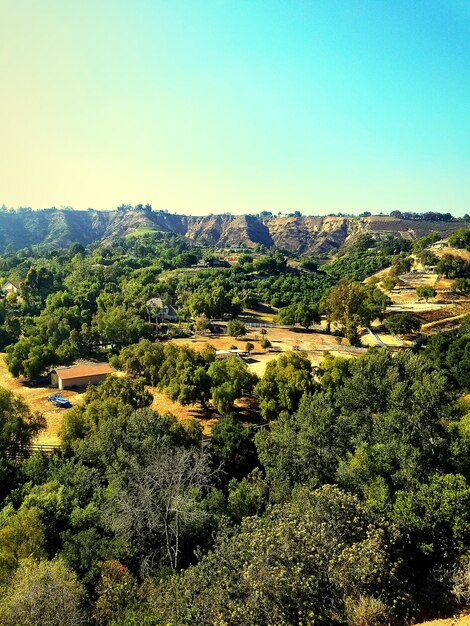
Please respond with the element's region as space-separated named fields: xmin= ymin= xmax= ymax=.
xmin=453 ymin=278 xmax=470 ymax=295
xmin=0 ymin=507 xmax=45 ymax=582
xmin=0 ymin=388 xmax=45 ymax=499
xmin=227 ymin=468 xmax=268 ymax=522
xmin=416 ymin=286 xmax=436 ymax=302
xmin=111 ymin=339 xmax=165 ymax=384
xmin=226 ymin=319 xmax=246 ymax=337
xmin=0 ymin=558 xmax=85 ymax=626
xmin=208 ymin=357 xmax=257 ymax=414
xmin=322 ymin=279 xmax=386 ymax=345
xmin=318 ymin=353 xmax=351 ymax=389
xmin=384 ymin=312 xmax=421 ymax=335
xmin=94 ymin=305 xmax=153 ymax=352
xmin=393 ymin=474 xmax=470 ymax=567
xmin=448 ymin=226 xmax=470 ymax=249
xmin=86 ymin=376 xmax=152 ymax=409
xmin=381 ymin=276 xmax=397 ymax=291
xmin=418 ymin=249 xmax=439 ymax=267
xmin=255 ymin=352 xmax=316 ymax=420
xmin=436 ymin=255 xmax=470 ymax=279
xmin=210 ymin=415 xmax=257 ymax=482
xmin=277 ymin=302 xmax=320 ymax=329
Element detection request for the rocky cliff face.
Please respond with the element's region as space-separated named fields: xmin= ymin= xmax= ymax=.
xmin=0 ymin=209 xmax=463 ymax=254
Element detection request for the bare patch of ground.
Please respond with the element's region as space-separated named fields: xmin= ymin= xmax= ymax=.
xmin=437 ymin=247 xmax=470 ymax=262
xmin=172 ymin=326 xmax=357 ymax=377
xmin=149 ymin=389 xmax=218 ymax=435
xmin=417 ymin=612 xmax=470 ymax=626
xmin=149 ymin=389 xmax=263 ymax=436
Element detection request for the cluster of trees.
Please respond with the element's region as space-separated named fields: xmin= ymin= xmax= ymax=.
xmin=276 ymin=302 xmax=320 ymax=329
xmin=116 ymin=203 xmax=153 ymax=212
xmin=0 ymin=235 xmax=252 ymax=379
xmin=0 ymin=323 xmax=470 ymax=623
xmin=111 ymin=340 xmax=257 ymax=414
xmin=276 ymin=277 xmax=390 ymax=344
xmin=412 ymin=231 xmax=441 ymax=254
xmin=0 ymin=231 xmax=418 ymax=381
xmin=449 ymin=226 xmax=470 ymax=250
xmin=391 ymin=210 xmax=455 ymax=221
xmin=3 ymin=229 xmax=470 ymax=623
xmin=423 ymin=316 xmax=470 ymax=387
xmin=436 ymin=254 xmax=470 ymax=279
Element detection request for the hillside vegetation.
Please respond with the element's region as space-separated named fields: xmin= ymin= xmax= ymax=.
xmin=0 ymin=226 xmax=469 ymax=625
xmin=0 ymin=207 xmax=465 ymax=254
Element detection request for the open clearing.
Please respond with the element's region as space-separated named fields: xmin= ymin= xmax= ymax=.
xmin=0 ymin=354 xmax=85 ymax=445
xmin=172 ymin=325 xmax=356 ymax=376
xmin=150 ymin=389 xmax=218 ymax=435
xmin=150 ymin=389 xmax=262 ymax=435
xmin=436 ymin=246 xmax=470 ymax=262
xmin=4 ymin=298 xmax=466 ymax=443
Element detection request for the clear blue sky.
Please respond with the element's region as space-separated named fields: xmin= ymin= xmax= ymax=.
xmin=1 ymin=0 xmax=470 ymax=215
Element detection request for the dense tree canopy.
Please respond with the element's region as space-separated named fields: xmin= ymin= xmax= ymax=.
xmin=1 ymin=232 xmax=470 ymax=623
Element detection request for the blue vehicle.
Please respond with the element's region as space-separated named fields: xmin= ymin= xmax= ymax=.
xmin=47 ymin=393 xmax=72 ymax=408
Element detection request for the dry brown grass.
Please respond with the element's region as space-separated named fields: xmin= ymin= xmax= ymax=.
xmin=172 ymin=326 xmax=356 ymax=377
xmin=0 ymin=354 xmax=85 ymax=445
xmin=416 ymin=614 xmax=470 ymax=626
xmin=149 ymin=389 xmax=218 ymax=435
xmin=437 ymin=247 xmax=470 ymax=262
xmin=421 ymin=314 xmax=469 ymax=332
xmin=149 ymin=389 xmax=263 ymax=435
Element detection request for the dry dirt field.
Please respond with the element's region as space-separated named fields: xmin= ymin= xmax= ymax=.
xmin=172 ymin=325 xmax=355 ymax=376
xmin=361 ymin=331 xmax=407 ymax=348
xmin=418 ymin=613 xmax=470 ymax=626
xmin=0 ymin=354 xmax=85 ymax=445
xmin=150 ymin=389 xmax=218 ymax=435
xmin=437 ymin=247 xmax=470 ymax=262
xmin=150 ymin=389 xmax=263 ymax=435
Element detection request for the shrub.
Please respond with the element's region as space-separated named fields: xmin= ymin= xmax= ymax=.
xmin=227 ymin=319 xmax=246 ymax=337
xmin=345 ymin=595 xmax=390 ymax=626
xmin=260 ymin=337 xmax=271 ymax=350
xmin=452 ymin=561 xmax=470 ymax=606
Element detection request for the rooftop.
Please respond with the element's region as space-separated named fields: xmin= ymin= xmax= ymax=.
xmin=54 ymin=363 xmax=114 ymax=380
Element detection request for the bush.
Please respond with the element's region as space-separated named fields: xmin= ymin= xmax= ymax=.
xmin=0 ymin=558 xmax=86 ymax=626
xmin=345 ymin=595 xmax=390 ymax=626
xmin=452 ymin=561 xmax=470 ymax=606
xmin=227 ymin=319 xmax=246 ymax=337
xmin=260 ymin=336 xmax=271 ymax=350
xmin=384 ymin=312 xmax=421 ymax=335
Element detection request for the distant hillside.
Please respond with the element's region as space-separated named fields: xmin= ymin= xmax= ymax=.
xmin=0 ymin=209 xmax=464 ymax=254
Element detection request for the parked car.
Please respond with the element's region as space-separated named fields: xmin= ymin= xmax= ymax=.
xmin=47 ymin=393 xmax=72 ymax=408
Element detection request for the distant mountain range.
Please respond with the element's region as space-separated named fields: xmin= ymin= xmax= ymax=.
xmin=0 ymin=208 xmax=464 ymax=255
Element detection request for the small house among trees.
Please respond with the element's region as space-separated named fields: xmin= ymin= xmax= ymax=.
xmin=146 ymin=298 xmax=178 ymax=322
xmin=1 ymin=280 xmax=20 ymax=296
